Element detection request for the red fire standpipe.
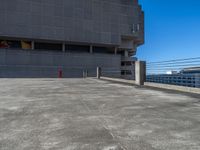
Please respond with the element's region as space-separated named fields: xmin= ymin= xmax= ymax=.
xmin=58 ymin=68 xmax=63 ymax=78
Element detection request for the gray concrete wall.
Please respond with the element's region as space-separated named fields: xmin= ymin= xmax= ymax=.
xmin=99 ymin=77 xmax=200 ymax=94
xmin=0 ymin=49 xmax=121 ymax=78
xmin=144 ymin=82 xmax=200 ymax=94
xmin=0 ymin=0 xmax=144 ymax=47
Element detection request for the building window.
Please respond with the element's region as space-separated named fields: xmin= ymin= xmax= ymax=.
xmin=35 ymin=42 xmax=62 ymax=51
xmin=121 ymin=70 xmax=132 ymax=75
xmin=0 ymin=40 xmax=31 ymax=50
xmin=65 ymin=44 xmax=90 ymax=53
xmin=132 ymin=23 xmax=140 ymax=33
xmin=93 ymin=46 xmax=114 ymax=54
xmin=121 ymin=61 xmax=133 ymax=66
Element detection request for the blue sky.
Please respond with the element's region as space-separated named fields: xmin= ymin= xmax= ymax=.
xmin=137 ymin=0 xmax=200 ymax=62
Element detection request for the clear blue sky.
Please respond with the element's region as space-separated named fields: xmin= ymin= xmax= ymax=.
xmin=137 ymin=0 xmax=200 ymax=62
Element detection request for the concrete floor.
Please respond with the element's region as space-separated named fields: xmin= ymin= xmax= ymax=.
xmin=0 ymin=78 xmax=200 ymax=150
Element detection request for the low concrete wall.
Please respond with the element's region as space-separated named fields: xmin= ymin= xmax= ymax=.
xmin=144 ymin=82 xmax=200 ymax=94
xmin=100 ymin=77 xmax=200 ymax=94
xmin=100 ymin=77 xmax=136 ymax=85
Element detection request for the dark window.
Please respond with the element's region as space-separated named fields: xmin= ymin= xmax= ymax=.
xmin=121 ymin=70 xmax=132 ymax=75
xmin=125 ymin=61 xmax=132 ymax=66
xmin=35 ymin=42 xmax=62 ymax=51
xmin=93 ymin=46 xmax=114 ymax=54
xmin=66 ymin=44 xmax=90 ymax=53
xmin=118 ymin=51 xmax=125 ymax=56
xmin=126 ymin=70 xmax=132 ymax=75
xmin=121 ymin=70 xmax=125 ymax=75
xmin=121 ymin=61 xmax=133 ymax=66
xmin=0 ymin=40 xmax=31 ymax=49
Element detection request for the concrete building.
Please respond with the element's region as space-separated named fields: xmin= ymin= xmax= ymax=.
xmin=180 ymin=67 xmax=200 ymax=74
xmin=0 ymin=0 xmax=144 ymax=78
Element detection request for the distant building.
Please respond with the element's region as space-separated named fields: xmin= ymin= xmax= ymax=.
xmin=147 ymin=67 xmax=200 ymax=88
xmin=166 ymin=71 xmax=178 ymax=75
xmin=180 ymin=67 xmax=200 ymax=74
xmin=0 ymin=0 xmax=144 ymax=78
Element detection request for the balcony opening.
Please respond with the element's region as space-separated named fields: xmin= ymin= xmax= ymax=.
xmin=93 ymin=46 xmax=114 ymax=54
xmin=0 ymin=39 xmax=31 ymax=50
xmin=65 ymin=44 xmax=90 ymax=53
xmin=35 ymin=42 xmax=62 ymax=51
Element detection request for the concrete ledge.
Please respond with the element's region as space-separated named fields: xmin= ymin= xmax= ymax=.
xmin=144 ymin=82 xmax=200 ymax=94
xmin=100 ymin=77 xmax=136 ymax=85
xmin=100 ymin=77 xmax=200 ymax=95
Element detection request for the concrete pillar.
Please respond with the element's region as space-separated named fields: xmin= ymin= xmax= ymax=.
xmin=31 ymin=41 xmax=35 ymax=50
xmin=86 ymin=70 xmax=88 ymax=78
xmin=97 ymin=67 xmax=101 ymax=79
xmin=90 ymin=45 xmax=93 ymax=53
xmin=135 ymin=61 xmax=146 ymax=85
xmin=83 ymin=71 xmax=85 ymax=78
xmin=124 ymin=50 xmax=128 ymax=57
xmin=114 ymin=47 xmax=117 ymax=55
xmin=62 ymin=43 xmax=65 ymax=52
xmin=83 ymin=70 xmax=88 ymax=78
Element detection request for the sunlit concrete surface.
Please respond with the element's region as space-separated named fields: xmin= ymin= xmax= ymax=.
xmin=0 ymin=78 xmax=200 ymax=150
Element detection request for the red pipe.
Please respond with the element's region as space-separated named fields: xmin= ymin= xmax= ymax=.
xmin=58 ymin=68 xmax=63 ymax=78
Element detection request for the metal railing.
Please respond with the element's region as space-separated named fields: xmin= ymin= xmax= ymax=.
xmin=146 ymin=57 xmax=200 ymax=88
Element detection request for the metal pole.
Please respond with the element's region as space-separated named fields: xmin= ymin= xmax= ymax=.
xmin=97 ymin=67 xmax=101 ymax=79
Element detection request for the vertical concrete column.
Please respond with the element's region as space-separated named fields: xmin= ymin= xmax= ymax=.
xmin=114 ymin=47 xmax=117 ymax=55
xmin=62 ymin=43 xmax=65 ymax=52
xmin=31 ymin=41 xmax=35 ymax=50
xmin=124 ymin=50 xmax=128 ymax=57
xmin=85 ymin=70 xmax=88 ymax=78
xmin=90 ymin=45 xmax=93 ymax=53
xmin=83 ymin=71 xmax=85 ymax=78
xmin=97 ymin=67 xmax=101 ymax=79
xmin=135 ymin=61 xmax=146 ymax=85
xmin=83 ymin=70 xmax=88 ymax=78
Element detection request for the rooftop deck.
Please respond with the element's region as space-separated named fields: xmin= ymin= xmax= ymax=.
xmin=0 ymin=78 xmax=200 ymax=150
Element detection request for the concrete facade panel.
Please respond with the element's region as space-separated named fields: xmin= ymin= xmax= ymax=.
xmin=0 ymin=0 xmax=144 ymax=47
xmin=0 ymin=49 xmax=121 ymax=78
